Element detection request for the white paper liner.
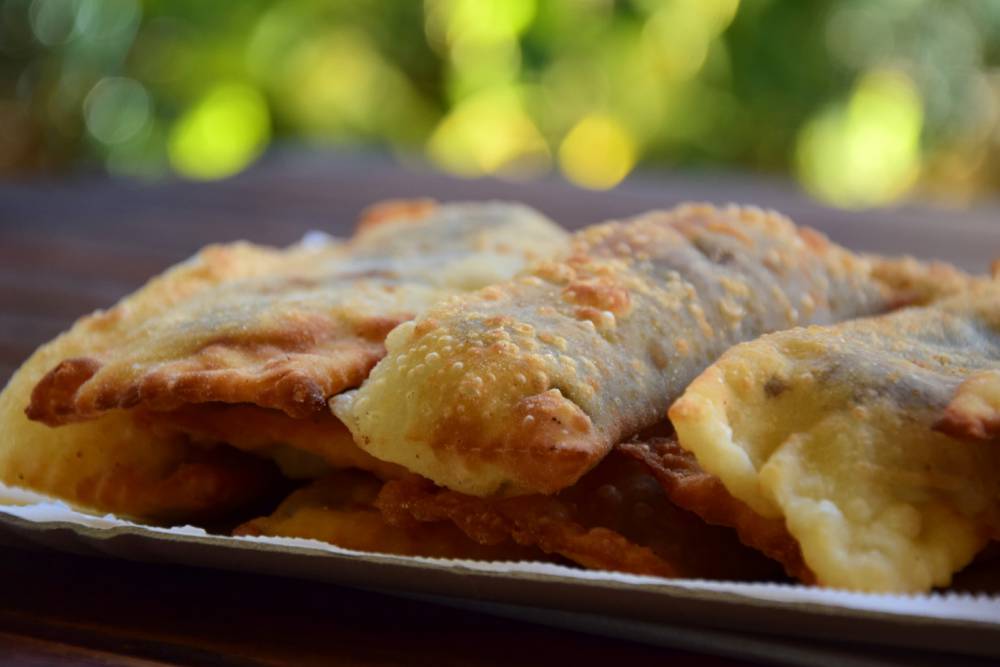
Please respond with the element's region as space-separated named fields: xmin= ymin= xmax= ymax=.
xmin=1 ymin=487 xmax=997 ymax=628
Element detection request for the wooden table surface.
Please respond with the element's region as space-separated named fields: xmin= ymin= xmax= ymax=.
xmin=1 ymin=151 xmax=998 ymax=666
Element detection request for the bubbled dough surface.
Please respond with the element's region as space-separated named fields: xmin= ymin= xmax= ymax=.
xmin=336 ymin=204 xmax=892 ymax=497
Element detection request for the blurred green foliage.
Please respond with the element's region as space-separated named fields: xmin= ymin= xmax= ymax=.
xmin=3 ymin=0 xmax=1000 ymax=208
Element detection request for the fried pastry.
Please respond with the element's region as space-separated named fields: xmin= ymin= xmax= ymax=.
xmin=866 ymin=255 xmax=980 ymax=306
xmin=335 ymin=204 xmax=934 ymax=498
xmin=26 ymin=201 xmax=568 ymax=425
xmin=5 ymin=201 xmax=566 ymax=518
xmin=374 ymin=449 xmax=784 ymax=579
xmin=141 ymin=404 xmax=405 ymax=480
xmin=235 ymin=470 xmax=550 ymax=561
xmin=669 ymin=283 xmax=1000 ymax=592
xmin=0 ymin=319 xmax=278 ymax=521
xmin=0 ymin=239 xmax=328 ymax=518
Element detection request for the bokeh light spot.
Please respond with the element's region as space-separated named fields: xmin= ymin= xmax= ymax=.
xmin=705 ymin=0 xmax=740 ymax=34
xmin=10 ymin=0 xmax=1000 ymax=208
xmin=796 ymin=69 xmax=923 ymax=208
xmin=274 ymin=28 xmax=431 ymax=146
xmin=74 ymin=0 xmax=141 ymax=41
xmin=435 ymin=0 xmax=535 ymax=47
xmin=29 ymin=0 xmax=79 ymax=46
xmin=84 ymin=77 xmax=150 ymax=145
xmin=284 ymin=30 xmax=383 ymax=135
xmin=558 ymin=113 xmax=637 ymax=190
xmin=167 ymin=83 xmax=270 ymax=180
xmin=642 ymin=0 xmax=740 ymax=82
xmin=447 ymin=38 xmax=521 ymax=101
xmin=427 ymin=86 xmax=549 ymax=177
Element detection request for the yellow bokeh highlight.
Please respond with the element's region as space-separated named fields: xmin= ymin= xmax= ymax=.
xmin=282 ymin=30 xmax=387 ymax=135
xmin=427 ymin=0 xmax=534 ymax=102
xmin=167 ymin=83 xmax=269 ymax=180
xmin=427 ymin=86 xmax=550 ymax=177
xmin=695 ymin=0 xmax=741 ymax=34
xmin=796 ymin=69 xmax=923 ymax=208
xmin=447 ymin=37 xmax=522 ymax=102
xmin=253 ymin=25 xmax=433 ymax=146
xmin=426 ymin=0 xmax=536 ymax=50
xmin=643 ymin=0 xmax=740 ymax=81
xmin=559 ymin=113 xmax=637 ymax=190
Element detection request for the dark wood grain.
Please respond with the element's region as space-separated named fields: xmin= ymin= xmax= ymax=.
xmin=0 ymin=547 xmax=750 ymax=667
xmin=0 ymin=150 xmax=997 ymax=665
xmin=0 ymin=632 xmax=175 ymax=667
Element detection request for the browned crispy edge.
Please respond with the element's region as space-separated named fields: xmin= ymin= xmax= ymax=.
xmin=27 ymin=330 xmax=390 ymax=425
xmin=355 ymin=198 xmax=439 ymax=235
xmin=375 ymin=475 xmax=681 ymax=577
xmin=617 ymin=438 xmax=815 ymax=584
xmin=934 ymin=372 xmax=1000 ymax=443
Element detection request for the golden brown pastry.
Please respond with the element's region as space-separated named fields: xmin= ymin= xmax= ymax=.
xmin=26 ymin=201 xmax=568 ymax=424
xmin=374 ymin=449 xmax=784 ymax=579
xmin=0 ymin=313 xmax=278 ymax=521
xmin=140 ymin=404 xmax=405 ymax=480
xmin=3 ymin=201 xmax=566 ymax=519
xmin=1 ymin=239 xmax=327 ymax=518
xmin=235 ymin=470 xmax=551 ymax=561
xmin=865 ymin=254 xmax=981 ymax=306
xmin=335 ymin=204 xmax=940 ymax=498
xmin=669 ymin=282 xmax=1000 ymax=592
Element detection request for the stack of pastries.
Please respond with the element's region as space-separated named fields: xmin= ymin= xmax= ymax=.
xmin=1 ymin=199 xmax=997 ymax=593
